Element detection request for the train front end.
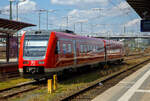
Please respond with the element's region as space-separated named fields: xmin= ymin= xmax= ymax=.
xmin=19 ymin=31 xmax=55 ymax=79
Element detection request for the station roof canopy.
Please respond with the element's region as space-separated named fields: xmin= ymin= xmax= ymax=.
xmin=127 ymin=0 xmax=150 ymax=19
xmin=0 ymin=18 xmax=36 ymax=34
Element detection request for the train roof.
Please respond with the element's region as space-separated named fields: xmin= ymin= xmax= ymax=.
xmin=25 ymin=29 xmax=75 ymax=35
xmin=54 ymin=31 xmax=104 ymax=41
xmin=25 ymin=30 xmax=103 ymax=41
xmin=25 ymin=30 xmax=123 ymax=45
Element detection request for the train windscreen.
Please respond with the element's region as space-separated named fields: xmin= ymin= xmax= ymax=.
xmin=23 ymin=34 xmax=50 ymax=60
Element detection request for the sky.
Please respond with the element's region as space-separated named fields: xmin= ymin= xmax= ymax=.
xmin=0 ymin=0 xmax=142 ymax=36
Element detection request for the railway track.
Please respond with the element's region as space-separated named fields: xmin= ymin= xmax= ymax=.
xmin=0 ymin=80 xmax=39 ymax=100
xmin=0 ymin=71 xmax=20 ymax=81
xmin=124 ymin=53 xmax=150 ymax=61
xmin=60 ymin=58 xmax=150 ymax=101
xmin=0 ymin=63 xmax=18 ymax=81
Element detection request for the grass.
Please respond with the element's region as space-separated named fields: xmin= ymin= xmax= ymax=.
xmin=0 ymin=78 xmax=32 ymax=90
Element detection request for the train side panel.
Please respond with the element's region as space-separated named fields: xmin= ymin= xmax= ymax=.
xmin=54 ymin=32 xmax=75 ymax=68
xmin=54 ymin=32 xmax=105 ymax=70
xmin=105 ymin=40 xmax=124 ymax=62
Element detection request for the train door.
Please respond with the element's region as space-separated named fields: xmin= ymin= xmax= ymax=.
xmin=73 ymin=40 xmax=77 ymax=65
xmin=55 ymin=40 xmax=60 ymax=66
xmin=103 ymin=40 xmax=107 ymax=63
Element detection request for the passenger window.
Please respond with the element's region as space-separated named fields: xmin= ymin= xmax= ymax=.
xmin=80 ymin=45 xmax=83 ymax=53
xmin=56 ymin=41 xmax=60 ymax=54
xmin=68 ymin=44 xmax=72 ymax=53
xmin=90 ymin=45 xmax=92 ymax=51
xmin=96 ymin=46 xmax=98 ymax=50
xmin=87 ymin=45 xmax=89 ymax=52
xmin=84 ymin=45 xmax=87 ymax=53
xmin=63 ymin=44 xmax=66 ymax=54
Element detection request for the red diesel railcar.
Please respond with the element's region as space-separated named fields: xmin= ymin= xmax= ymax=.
xmin=19 ymin=30 xmax=124 ymax=79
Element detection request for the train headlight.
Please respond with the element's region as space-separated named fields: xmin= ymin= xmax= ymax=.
xmin=38 ymin=61 xmax=44 ymax=64
xmin=23 ymin=61 xmax=29 ymax=64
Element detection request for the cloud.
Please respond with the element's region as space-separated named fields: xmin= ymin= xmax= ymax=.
xmin=3 ymin=0 xmax=37 ymax=14
xmin=51 ymin=0 xmax=108 ymax=5
xmin=18 ymin=0 xmax=37 ymax=13
xmin=68 ymin=9 xmax=101 ymax=23
xmin=107 ymin=1 xmax=132 ymax=17
xmin=67 ymin=1 xmax=133 ymax=22
xmin=51 ymin=1 xmax=139 ymax=34
xmin=125 ymin=18 xmax=141 ymax=27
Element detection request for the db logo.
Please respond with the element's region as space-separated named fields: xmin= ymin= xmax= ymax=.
xmin=31 ymin=61 xmax=35 ymax=65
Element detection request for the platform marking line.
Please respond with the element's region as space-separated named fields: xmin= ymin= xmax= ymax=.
xmin=136 ymin=89 xmax=150 ymax=93
xmin=118 ymin=67 xmax=150 ymax=101
xmin=117 ymin=82 xmax=134 ymax=88
xmin=119 ymin=82 xmax=135 ymax=84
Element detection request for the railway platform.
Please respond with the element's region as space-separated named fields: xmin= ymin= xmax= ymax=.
xmin=0 ymin=58 xmax=17 ymax=64
xmin=0 ymin=59 xmax=18 ymax=80
xmin=92 ymin=63 xmax=150 ymax=101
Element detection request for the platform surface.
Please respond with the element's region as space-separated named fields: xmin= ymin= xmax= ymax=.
xmin=92 ymin=63 xmax=150 ymax=101
xmin=0 ymin=58 xmax=17 ymax=64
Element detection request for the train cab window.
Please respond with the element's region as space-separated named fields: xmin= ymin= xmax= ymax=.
xmin=63 ymin=44 xmax=67 ymax=54
xmin=68 ymin=44 xmax=72 ymax=53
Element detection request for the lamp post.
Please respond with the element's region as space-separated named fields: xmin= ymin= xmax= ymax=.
xmin=9 ymin=0 xmax=15 ymax=20
xmin=46 ymin=10 xmax=55 ymax=30
xmin=92 ymin=8 xmax=102 ymax=17
xmin=36 ymin=9 xmax=55 ymax=30
xmin=38 ymin=11 xmax=41 ymax=30
xmin=73 ymin=23 xmax=76 ymax=32
xmin=16 ymin=0 xmax=26 ymax=21
xmin=14 ymin=0 xmax=26 ymax=62
xmin=16 ymin=1 xmax=18 ymax=20
xmin=77 ymin=20 xmax=88 ymax=34
xmin=36 ymin=9 xmax=46 ymax=30
xmin=7 ymin=0 xmax=15 ymax=62
xmin=62 ymin=16 xmax=73 ymax=30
